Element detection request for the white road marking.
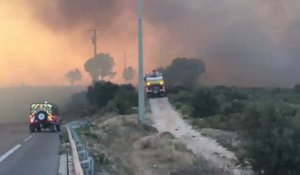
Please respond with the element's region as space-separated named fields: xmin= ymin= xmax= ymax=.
xmin=0 ymin=144 xmax=21 ymax=163
xmin=24 ymin=135 xmax=32 ymax=142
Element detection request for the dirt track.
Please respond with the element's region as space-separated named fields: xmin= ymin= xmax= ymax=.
xmin=149 ymin=97 xmax=252 ymax=175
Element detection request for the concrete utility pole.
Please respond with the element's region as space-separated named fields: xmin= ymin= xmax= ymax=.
xmin=124 ymin=50 xmax=127 ymax=71
xmin=159 ymin=48 xmax=162 ymax=66
xmin=123 ymin=50 xmax=127 ymax=84
xmin=137 ymin=0 xmax=145 ymax=126
xmin=89 ymin=29 xmax=100 ymax=58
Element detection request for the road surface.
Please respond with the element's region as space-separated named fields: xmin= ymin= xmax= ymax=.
xmin=0 ymin=124 xmax=29 ymax=156
xmin=0 ymin=123 xmax=60 ymax=175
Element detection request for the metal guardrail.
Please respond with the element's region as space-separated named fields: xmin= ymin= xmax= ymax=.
xmin=67 ymin=121 xmax=95 ymax=175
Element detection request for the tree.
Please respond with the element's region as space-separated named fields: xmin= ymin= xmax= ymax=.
xmin=159 ymin=58 xmax=206 ymax=89
xmin=84 ymin=53 xmax=116 ymax=82
xmin=240 ymin=102 xmax=300 ymax=175
xmin=65 ymin=69 xmax=82 ymax=85
xmin=122 ymin=66 xmax=136 ymax=82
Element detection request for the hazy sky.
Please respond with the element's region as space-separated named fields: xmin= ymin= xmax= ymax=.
xmin=1 ymin=0 xmax=300 ymax=87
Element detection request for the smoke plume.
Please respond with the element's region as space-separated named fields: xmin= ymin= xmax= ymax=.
xmin=28 ymin=0 xmax=300 ymax=87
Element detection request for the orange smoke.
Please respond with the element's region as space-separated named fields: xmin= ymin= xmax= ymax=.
xmin=0 ymin=1 xmax=173 ymax=87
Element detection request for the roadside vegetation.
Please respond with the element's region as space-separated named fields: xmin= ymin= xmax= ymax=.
xmin=63 ymin=56 xmax=300 ymax=174
xmin=64 ymin=81 xmax=138 ymax=117
xmin=168 ymin=85 xmax=300 ymax=175
xmin=59 ymin=131 xmax=70 ymax=155
xmin=76 ymin=115 xmax=233 ymax=175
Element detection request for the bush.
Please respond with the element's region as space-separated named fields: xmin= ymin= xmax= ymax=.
xmin=167 ymin=86 xmax=190 ymax=94
xmin=63 ymin=91 xmax=89 ymax=117
xmin=223 ymin=90 xmax=248 ymax=101
xmin=94 ymin=100 xmax=119 ymax=115
xmin=191 ymin=119 xmax=209 ymax=128
xmin=113 ymin=86 xmax=138 ymax=115
xmin=203 ymin=114 xmax=243 ymax=131
xmin=86 ymin=82 xmax=138 ymax=115
xmin=173 ymin=102 xmax=183 ymax=110
xmin=119 ymin=84 xmax=135 ymax=91
xmin=293 ymin=84 xmax=300 ymax=93
xmin=180 ymin=105 xmax=193 ymax=117
xmin=240 ymin=102 xmax=300 ymax=175
xmin=220 ymin=100 xmax=244 ymax=115
xmin=192 ymin=88 xmax=219 ymax=118
xmin=86 ymin=81 xmax=119 ymax=108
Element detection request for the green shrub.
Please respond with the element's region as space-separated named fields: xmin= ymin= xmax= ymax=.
xmin=223 ymin=90 xmax=247 ymax=101
xmin=168 ymin=89 xmax=193 ymax=116
xmin=180 ymin=105 xmax=193 ymax=116
xmin=86 ymin=82 xmax=138 ymax=115
xmin=77 ymin=126 xmax=99 ymax=139
xmin=191 ymin=119 xmax=209 ymax=128
xmin=102 ymin=100 xmax=117 ymax=113
xmin=86 ymin=81 xmax=119 ymax=108
xmin=174 ymin=102 xmax=183 ymax=110
xmin=203 ymin=114 xmax=243 ymax=131
xmin=93 ymin=153 xmax=110 ymax=165
xmin=220 ymin=100 xmax=244 ymax=115
xmin=192 ymin=88 xmax=219 ymax=118
xmin=167 ymin=86 xmax=190 ymax=94
xmin=168 ymin=89 xmax=192 ymax=105
xmin=113 ymin=87 xmax=138 ymax=115
xmin=293 ymin=84 xmax=300 ymax=93
xmin=119 ymin=84 xmax=135 ymax=91
xmin=59 ymin=133 xmax=69 ymax=144
xmin=240 ymin=102 xmax=300 ymax=175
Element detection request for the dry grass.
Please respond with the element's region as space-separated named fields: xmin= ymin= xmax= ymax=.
xmin=79 ymin=115 xmax=237 ymax=175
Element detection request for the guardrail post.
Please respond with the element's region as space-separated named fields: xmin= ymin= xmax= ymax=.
xmin=67 ymin=122 xmax=95 ymax=175
xmin=80 ymin=157 xmax=94 ymax=175
xmin=76 ymin=144 xmax=84 ymax=151
xmin=78 ymin=150 xmax=88 ymax=161
xmin=66 ymin=125 xmax=84 ymax=175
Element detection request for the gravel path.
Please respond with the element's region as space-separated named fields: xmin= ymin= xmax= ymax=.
xmin=149 ymin=97 xmax=252 ymax=175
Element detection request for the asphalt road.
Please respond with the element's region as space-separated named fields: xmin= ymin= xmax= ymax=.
xmin=0 ymin=124 xmax=29 ymax=156
xmin=0 ymin=124 xmax=60 ymax=175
